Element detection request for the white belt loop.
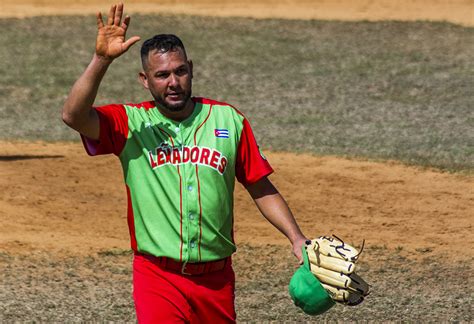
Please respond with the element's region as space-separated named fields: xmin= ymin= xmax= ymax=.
xmin=181 ymin=260 xmax=191 ymax=275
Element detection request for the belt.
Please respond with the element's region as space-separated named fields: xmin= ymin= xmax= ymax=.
xmin=137 ymin=253 xmax=230 ymax=275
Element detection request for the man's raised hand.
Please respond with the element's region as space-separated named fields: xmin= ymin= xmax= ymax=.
xmin=95 ymin=3 xmax=141 ymax=62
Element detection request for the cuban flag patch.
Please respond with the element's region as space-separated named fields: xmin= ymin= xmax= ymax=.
xmin=215 ymin=128 xmax=229 ymax=138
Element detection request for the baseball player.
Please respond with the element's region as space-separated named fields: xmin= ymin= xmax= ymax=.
xmin=62 ymin=3 xmax=308 ymax=322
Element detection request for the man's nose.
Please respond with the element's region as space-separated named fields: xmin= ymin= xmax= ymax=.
xmin=169 ymin=74 xmax=179 ymax=87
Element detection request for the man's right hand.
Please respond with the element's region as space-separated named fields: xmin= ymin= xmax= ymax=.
xmin=95 ymin=3 xmax=141 ymax=62
xmin=63 ymin=3 xmax=140 ymax=139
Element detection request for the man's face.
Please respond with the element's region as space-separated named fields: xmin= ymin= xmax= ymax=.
xmin=140 ymin=48 xmax=193 ymax=112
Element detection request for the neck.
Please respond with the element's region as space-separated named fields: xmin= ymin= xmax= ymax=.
xmin=156 ymin=98 xmax=195 ymax=122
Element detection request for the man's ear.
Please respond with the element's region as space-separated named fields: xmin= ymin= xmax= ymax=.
xmin=188 ymin=60 xmax=193 ymax=79
xmin=138 ymin=71 xmax=149 ymax=89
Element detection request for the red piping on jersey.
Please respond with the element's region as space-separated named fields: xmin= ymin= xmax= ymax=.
xmin=157 ymin=126 xmax=184 ymax=262
xmin=193 ymin=104 xmax=213 ymax=261
xmin=126 ymin=185 xmax=138 ymax=251
xmin=193 ymin=97 xmax=229 ymax=107
xmin=195 ymin=164 xmax=203 ymax=261
xmin=224 ymin=102 xmax=244 ymax=245
xmin=194 ymin=104 xmax=214 ymax=143
xmin=227 ymin=105 xmax=248 ymax=245
xmin=177 ymin=165 xmax=183 ymax=261
xmin=194 ymin=97 xmax=245 ymax=117
xmin=125 ymin=100 xmax=156 ymax=110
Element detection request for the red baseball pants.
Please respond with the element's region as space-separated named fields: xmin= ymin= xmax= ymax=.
xmin=133 ymin=254 xmax=236 ymax=323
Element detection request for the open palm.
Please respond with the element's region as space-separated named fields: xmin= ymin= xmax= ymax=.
xmin=95 ymin=3 xmax=140 ymax=60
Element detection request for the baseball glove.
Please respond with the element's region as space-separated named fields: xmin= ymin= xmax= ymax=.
xmin=305 ymin=235 xmax=370 ymax=306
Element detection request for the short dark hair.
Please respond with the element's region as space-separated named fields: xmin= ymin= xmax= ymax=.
xmin=140 ymin=34 xmax=187 ymax=69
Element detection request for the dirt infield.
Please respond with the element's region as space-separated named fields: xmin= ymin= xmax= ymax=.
xmin=2 ymin=1 xmax=471 ymax=256
xmin=2 ymin=0 xmax=473 ymax=26
xmin=1 ymin=141 xmax=472 ymax=262
xmin=2 ymin=141 xmax=473 ymax=321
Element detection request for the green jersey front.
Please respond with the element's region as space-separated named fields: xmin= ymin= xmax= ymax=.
xmin=81 ymin=97 xmax=273 ymax=262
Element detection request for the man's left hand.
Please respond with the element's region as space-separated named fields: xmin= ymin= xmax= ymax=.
xmin=292 ymin=236 xmax=309 ymax=264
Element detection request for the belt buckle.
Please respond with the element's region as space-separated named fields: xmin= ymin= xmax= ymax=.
xmin=181 ymin=261 xmax=192 ymax=275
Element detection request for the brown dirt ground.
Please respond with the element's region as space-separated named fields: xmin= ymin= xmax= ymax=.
xmin=1 ymin=0 xmax=473 ymax=26
xmin=1 ymin=141 xmax=472 ymax=264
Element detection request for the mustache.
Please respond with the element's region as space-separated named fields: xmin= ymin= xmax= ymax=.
xmin=154 ymin=90 xmax=192 ymax=112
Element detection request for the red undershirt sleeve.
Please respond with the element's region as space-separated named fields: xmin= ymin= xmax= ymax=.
xmin=235 ymin=118 xmax=274 ymax=187
xmin=80 ymin=104 xmax=128 ymax=156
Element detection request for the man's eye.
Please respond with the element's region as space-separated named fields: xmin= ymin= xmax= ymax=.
xmin=176 ymin=68 xmax=187 ymax=76
xmin=156 ymin=73 xmax=169 ymax=78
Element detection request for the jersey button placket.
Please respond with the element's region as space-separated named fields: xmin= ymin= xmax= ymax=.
xmin=176 ymin=123 xmax=190 ymax=261
xmin=186 ymin=182 xmax=198 ymax=260
xmin=179 ymin=123 xmax=196 ymax=261
xmin=184 ymin=123 xmax=199 ymax=261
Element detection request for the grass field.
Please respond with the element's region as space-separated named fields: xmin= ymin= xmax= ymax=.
xmin=1 ymin=245 xmax=471 ymax=321
xmin=0 ymin=14 xmax=473 ymax=171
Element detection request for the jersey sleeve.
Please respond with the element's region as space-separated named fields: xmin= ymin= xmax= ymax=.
xmin=80 ymin=104 xmax=128 ymax=156
xmin=235 ymin=118 xmax=274 ymax=186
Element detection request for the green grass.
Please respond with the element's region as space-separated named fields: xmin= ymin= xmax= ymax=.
xmin=0 ymin=15 xmax=473 ymax=171
xmin=1 ymin=245 xmax=472 ymax=321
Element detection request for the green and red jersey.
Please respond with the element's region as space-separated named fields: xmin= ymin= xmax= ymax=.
xmin=81 ymin=97 xmax=273 ymax=262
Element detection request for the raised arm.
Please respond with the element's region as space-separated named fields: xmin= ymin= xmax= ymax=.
xmin=246 ymin=177 xmax=308 ymax=263
xmin=62 ymin=3 xmax=140 ymax=140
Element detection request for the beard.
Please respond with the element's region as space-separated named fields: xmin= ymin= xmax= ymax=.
xmin=154 ymin=89 xmax=192 ymax=112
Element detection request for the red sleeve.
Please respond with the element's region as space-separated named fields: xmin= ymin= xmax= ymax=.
xmin=235 ymin=118 xmax=274 ymax=186
xmin=80 ymin=104 xmax=128 ymax=156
